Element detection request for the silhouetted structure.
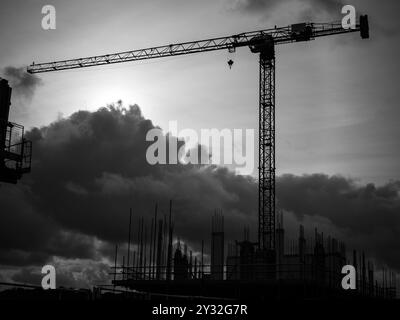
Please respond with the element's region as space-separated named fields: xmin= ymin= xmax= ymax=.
xmin=211 ymin=212 xmax=224 ymax=280
xmin=173 ymin=240 xmax=189 ymax=280
xmin=0 ymin=78 xmax=31 ymax=183
xmin=112 ymin=205 xmax=397 ymax=300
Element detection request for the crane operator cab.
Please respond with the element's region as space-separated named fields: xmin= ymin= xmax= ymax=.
xmin=249 ymin=34 xmax=275 ymax=60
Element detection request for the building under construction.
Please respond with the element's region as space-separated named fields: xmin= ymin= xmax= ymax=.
xmin=112 ymin=206 xmax=397 ymax=300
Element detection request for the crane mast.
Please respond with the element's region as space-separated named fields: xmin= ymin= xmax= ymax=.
xmin=27 ymin=17 xmax=369 ymax=255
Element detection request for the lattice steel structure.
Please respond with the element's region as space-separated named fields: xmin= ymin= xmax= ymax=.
xmin=258 ymin=47 xmax=276 ymax=250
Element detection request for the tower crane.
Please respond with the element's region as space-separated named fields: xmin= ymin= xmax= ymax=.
xmin=27 ymin=16 xmax=369 ymax=257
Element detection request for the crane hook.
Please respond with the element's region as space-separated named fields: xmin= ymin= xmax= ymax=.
xmin=227 ymin=59 xmax=234 ymax=69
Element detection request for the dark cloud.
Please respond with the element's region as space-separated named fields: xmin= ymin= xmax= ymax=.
xmin=0 ymin=183 xmax=106 ymax=267
xmin=0 ymin=103 xmax=258 ymax=284
xmin=21 ymin=104 xmax=258 ymax=249
xmin=10 ymin=259 xmax=110 ymax=288
xmin=1 ymin=103 xmax=399 ymax=287
xmin=277 ymin=174 xmax=400 ymax=269
xmin=3 ymin=66 xmax=43 ymax=100
xmin=11 ymin=267 xmax=42 ymax=286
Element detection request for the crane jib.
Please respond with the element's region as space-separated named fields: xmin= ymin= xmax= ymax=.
xmin=26 ymin=17 xmax=368 ymax=74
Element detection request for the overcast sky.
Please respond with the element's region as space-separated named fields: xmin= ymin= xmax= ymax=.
xmin=1 ymin=0 xmax=399 ymax=184
xmin=0 ymin=0 xmax=400 ymax=288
